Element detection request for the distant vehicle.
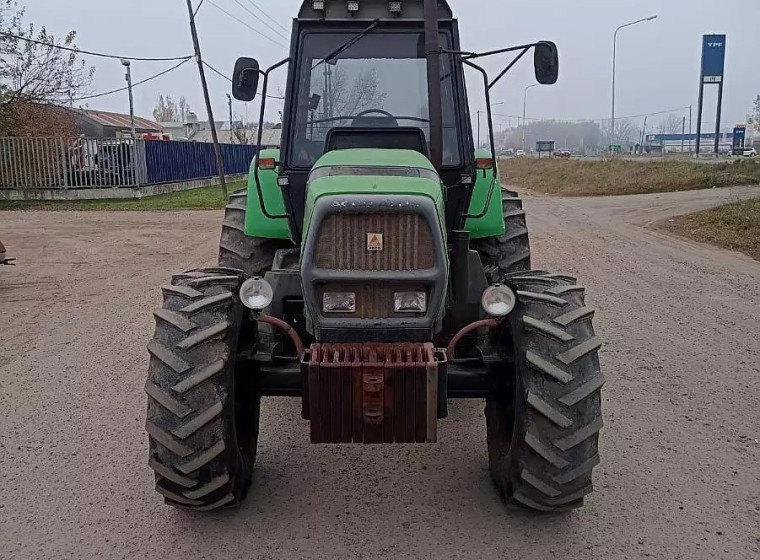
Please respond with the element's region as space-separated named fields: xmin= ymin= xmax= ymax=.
xmin=744 ymin=147 xmax=757 ymax=157
xmin=553 ymin=150 xmax=571 ymax=159
xmin=515 ymin=149 xmax=526 ymax=157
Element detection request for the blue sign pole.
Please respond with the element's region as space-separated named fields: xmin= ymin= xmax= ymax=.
xmin=695 ymin=34 xmax=727 ymax=156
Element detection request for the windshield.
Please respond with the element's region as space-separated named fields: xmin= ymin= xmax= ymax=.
xmin=289 ymin=30 xmax=461 ymax=168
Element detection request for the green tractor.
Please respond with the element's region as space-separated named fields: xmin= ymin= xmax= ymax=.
xmin=145 ymin=0 xmax=603 ymax=513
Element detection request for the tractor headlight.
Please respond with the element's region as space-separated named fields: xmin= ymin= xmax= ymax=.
xmin=394 ymin=291 xmax=427 ymax=313
xmin=239 ymin=277 xmax=274 ymax=310
xmin=481 ymin=284 xmax=516 ymax=318
xmin=323 ymin=292 xmax=356 ymax=313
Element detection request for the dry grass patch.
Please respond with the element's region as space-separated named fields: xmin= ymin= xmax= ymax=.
xmin=500 ymin=158 xmax=760 ymax=196
xmin=664 ymin=198 xmax=760 ymax=261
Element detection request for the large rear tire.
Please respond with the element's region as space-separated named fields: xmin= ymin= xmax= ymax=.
xmin=146 ymin=269 xmax=258 ymax=511
xmin=472 ymin=190 xmax=531 ymax=275
xmin=486 ymin=271 xmax=604 ymax=511
xmin=219 ymin=190 xmax=291 ymax=277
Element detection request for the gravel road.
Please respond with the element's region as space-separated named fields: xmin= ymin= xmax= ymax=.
xmin=1 ymin=186 xmax=759 ymax=560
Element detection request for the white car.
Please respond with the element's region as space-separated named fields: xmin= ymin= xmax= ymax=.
xmin=743 ymin=147 xmax=757 ymax=157
xmin=516 ymin=149 xmax=526 ymax=157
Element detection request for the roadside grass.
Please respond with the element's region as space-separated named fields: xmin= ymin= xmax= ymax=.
xmin=0 ymin=181 xmax=246 ymax=211
xmin=664 ymin=198 xmax=760 ymax=261
xmin=499 ymin=158 xmax=760 ymax=196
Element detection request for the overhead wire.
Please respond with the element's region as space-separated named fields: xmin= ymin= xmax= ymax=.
xmin=70 ymin=58 xmax=192 ymax=101
xmin=492 ymin=105 xmax=693 ymax=124
xmin=241 ymin=0 xmax=290 ymax=35
xmin=206 ymin=0 xmax=287 ymax=48
xmin=232 ymin=0 xmax=289 ymax=41
xmin=0 ymin=30 xmax=192 ymax=61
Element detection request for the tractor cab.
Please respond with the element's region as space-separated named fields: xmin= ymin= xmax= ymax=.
xmin=233 ymin=0 xmax=558 ymax=238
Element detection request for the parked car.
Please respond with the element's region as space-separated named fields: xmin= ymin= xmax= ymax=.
xmin=553 ymin=150 xmax=572 ymax=159
xmin=744 ymin=147 xmax=757 ymax=157
xmin=515 ymin=149 xmax=526 ymax=157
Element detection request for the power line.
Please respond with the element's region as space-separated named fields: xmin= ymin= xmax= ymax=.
xmin=232 ymin=0 xmax=289 ymax=41
xmin=241 ymin=0 xmax=290 ymax=35
xmin=492 ymin=105 xmax=693 ymax=124
xmin=203 ymin=61 xmax=285 ymax=100
xmin=206 ymin=0 xmax=287 ymax=48
xmin=0 ymin=31 xmax=192 ymax=61
xmin=70 ymin=58 xmax=192 ymax=101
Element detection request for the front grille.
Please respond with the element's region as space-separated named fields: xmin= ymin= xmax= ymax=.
xmin=319 ymin=284 xmax=428 ymax=319
xmin=315 ymin=213 xmax=435 ymax=271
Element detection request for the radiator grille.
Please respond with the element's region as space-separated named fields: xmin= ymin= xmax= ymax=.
xmin=315 ymin=213 xmax=435 ymax=271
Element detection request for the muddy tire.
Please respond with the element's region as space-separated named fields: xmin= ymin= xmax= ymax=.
xmin=219 ymin=190 xmax=291 ymax=277
xmin=145 ymin=268 xmax=258 ymax=511
xmin=472 ymin=190 xmax=531 ymax=275
xmin=486 ymin=271 xmax=604 ymax=511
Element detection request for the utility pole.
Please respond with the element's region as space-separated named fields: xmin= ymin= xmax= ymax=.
xmin=523 ymin=84 xmax=538 ymax=152
xmin=681 ymin=116 xmax=686 ymax=154
xmin=121 ymin=59 xmax=136 ymax=140
xmin=612 ymin=16 xmax=658 ymax=144
xmin=689 ymin=105 xmax=693 ymax=154
xmin=227 ymin=94 xmax=234 ymax=144
xmin=185 ymin=0 xmax=227 ymax=199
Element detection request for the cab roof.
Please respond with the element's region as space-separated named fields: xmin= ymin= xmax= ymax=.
xmin=298 ymin=0 xmax=453 ymax=20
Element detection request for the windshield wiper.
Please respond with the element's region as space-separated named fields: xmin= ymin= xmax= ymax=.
xmin=312 ymin=19 xmax=380 ymax=70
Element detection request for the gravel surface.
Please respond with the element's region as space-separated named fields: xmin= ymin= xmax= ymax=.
xmin=1 ymin=186 xmax=759 ymax=560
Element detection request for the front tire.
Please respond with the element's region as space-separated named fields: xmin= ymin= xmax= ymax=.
xmin=486 ymin=272 xmax=604 ymax=511
xmin=219 ymin=190 xmax=291 ymax=277
xmin=145 ymin=269 xmax=258 ymax=510
xmin=472 ymin=190 xmax=531 ymax=275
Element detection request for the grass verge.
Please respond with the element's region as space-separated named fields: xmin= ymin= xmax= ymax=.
xmin=663 ymin=198 xmax=760 ymax=261
xmin=0 ymin=181 xmax=246 ymax=211
xmin=499 ymin=158 xmax=760 ymax=196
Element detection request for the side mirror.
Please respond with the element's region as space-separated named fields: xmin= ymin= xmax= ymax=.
xmin=232 ymin=57 xmax=261 ymax=102
xmin=534 ymin=41 xmax=559 ymax=85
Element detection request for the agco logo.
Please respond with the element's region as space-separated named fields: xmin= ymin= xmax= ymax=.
xmin=367 ymin=233 xmax=384 ymax=252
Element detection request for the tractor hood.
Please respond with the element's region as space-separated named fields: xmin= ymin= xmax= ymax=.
xmin=300 ymin=148 xmax=449 ymax=342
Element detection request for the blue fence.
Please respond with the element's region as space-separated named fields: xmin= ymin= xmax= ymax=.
xmin=143 ymin=140 xmax=258 ymax=184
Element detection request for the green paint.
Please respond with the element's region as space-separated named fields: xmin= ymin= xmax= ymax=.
xmin=312 ymin=148 xmax=437 ymax=171
xmin=303 ymin=149 xmax=446 ymax=240
xmin=244 ymin=149 xmax=291 ymax=239
xmin=464 ymin=149 xmax=506 ymax=239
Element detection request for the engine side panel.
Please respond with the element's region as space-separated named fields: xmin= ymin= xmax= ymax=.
xmin=244 ymin=148 xmax=291 ymax=239
xmin=464 ymin=149 xmax=506 ymax=239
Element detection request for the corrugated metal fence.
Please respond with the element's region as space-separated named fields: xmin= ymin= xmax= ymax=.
xmin=0 ymin=137 xmax=257 ymax=189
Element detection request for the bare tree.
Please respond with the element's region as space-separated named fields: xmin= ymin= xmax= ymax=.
xmin=178 ymin=96 xmax=191 ymax=123
xmin=602 ymin=117 xmax=637 ymax=145
xmin=657 ymin=113 xmax=683 ymax=135
xmin=323 ymin=67 xmax=386 ymax=118
xmin=0 ymin=0 xmax=94 ymax=135
xmin=749 ymin=94 xmax=760 ymax=133
xmin=152 ymin=94 xmax=192 ymax=123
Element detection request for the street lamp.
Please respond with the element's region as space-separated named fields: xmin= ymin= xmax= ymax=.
xmin=120 ymin=59 xmax=136 ymax=140
xmin=477 ymin=101 xmax=503 ymax=148
xmin=522 ymin=84 xmax=538 ymax=152
xmin=611 ymin=15 xmax=657 ymax=143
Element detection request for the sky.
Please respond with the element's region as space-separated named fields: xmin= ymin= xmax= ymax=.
xmin=21 ymin=0 xmax=760 ymax=133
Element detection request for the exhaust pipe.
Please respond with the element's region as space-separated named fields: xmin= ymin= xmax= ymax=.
xmin=424 ymin=0 xmax=443 ymax=171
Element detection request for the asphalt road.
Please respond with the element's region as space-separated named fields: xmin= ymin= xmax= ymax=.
xmin=1 ymin=185 xmax=759 ymax=560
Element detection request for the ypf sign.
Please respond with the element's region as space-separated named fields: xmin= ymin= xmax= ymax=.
xmin=695 ymin=34 xmax=727 ymax=156
xmin=701 ymin=34 xmax=726 ymax=83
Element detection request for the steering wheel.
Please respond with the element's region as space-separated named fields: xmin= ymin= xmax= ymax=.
xmin=351 ymin=109 xmax=398 ymax=127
